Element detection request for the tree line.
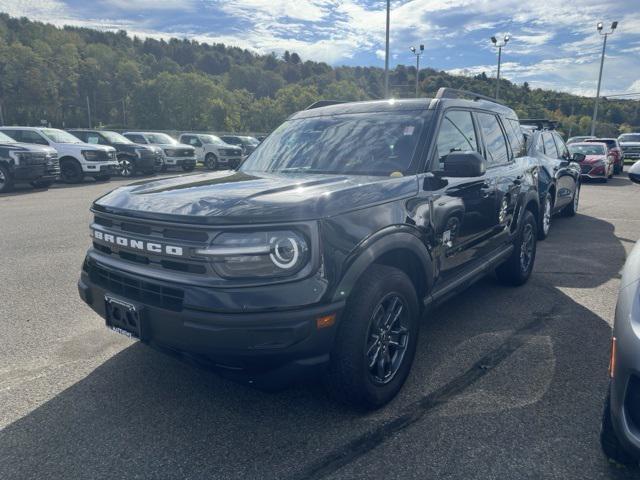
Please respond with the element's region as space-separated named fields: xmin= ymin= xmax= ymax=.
xmin=0 ymin=13 xmax=637 ymax=137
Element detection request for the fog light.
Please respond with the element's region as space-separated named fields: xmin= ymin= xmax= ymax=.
xmin=316 ymin=314 xmax=336 ymax=329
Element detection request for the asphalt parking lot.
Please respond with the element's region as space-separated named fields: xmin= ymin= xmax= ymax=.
xmin=1 ymin=173 xmax=640 ymax=479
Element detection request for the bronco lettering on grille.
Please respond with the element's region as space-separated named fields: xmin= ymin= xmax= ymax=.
xmin=91 ymin=229 xmax=183 ymax=256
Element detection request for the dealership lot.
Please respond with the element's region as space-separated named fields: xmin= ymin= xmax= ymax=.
xmin=1 ymin=175 xmax=640 ymax=479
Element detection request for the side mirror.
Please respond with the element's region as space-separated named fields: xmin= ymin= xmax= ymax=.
xmin=629 ymin=160 xmax=640 ymax=184
xmin=571 ymin=152 xmax=586 ymax=162
xmin=443 ymin=151 xmax=486 ymax=178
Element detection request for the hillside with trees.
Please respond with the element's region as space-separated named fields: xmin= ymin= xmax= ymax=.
xmin=0 ymin=13 xmax=637 ymax=136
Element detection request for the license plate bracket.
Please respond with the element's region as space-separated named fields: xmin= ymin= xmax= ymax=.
xmin=105 ymin=295 xmax=143 ymax=340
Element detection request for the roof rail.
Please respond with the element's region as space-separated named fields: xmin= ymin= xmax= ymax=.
xmin=435 ymin=87 xmax=503 ymax=105
xmin=520 ymin=118 xmax=559 ymax=130
xmin=305 ymin=100 xmax=345 ymax=110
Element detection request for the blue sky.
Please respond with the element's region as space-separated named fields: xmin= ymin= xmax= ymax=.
xmin=2 ymin=0 xmax=640 ymax=96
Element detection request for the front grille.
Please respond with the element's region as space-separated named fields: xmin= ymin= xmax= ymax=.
xmin=222 ymin=149 xmax=241 ymax=156
xmin=139 ymin=149 xmax=156 ymax=160
xmin=86 ymin=150 xmax=117 ymax=162
xmin=46 ymin=156 xmax=60 ymax=175
xmin=626 ymin=375 xmax=640 ymax=431
xmin=164 ymin=148 xmax=195 ymax=157
xmin=623 ymin=146 xmax=640 ymax=153
xmin=92 ymin=213 xmax=214 ymax=275
xmin=87 ymin=259 xmax=184 ymax=311
xmin=21 ymin=152 xmax=49 ymax=165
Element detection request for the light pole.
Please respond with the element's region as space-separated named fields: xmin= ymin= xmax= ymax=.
xmin=591 ymin=21 xmax=618 ymax=137
xmin=410 ymin=44 xmax=424 ymax=97
xmin=384 ymin=0 xmax=391 ymax=99
xmin=491 ymin=34 xmax=509 ymax=100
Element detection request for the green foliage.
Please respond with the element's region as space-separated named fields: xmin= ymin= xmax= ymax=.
xmin=0 ymin=13 xmax=638 ymax=135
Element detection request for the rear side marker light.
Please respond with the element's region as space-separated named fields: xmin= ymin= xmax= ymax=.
xmin=316 ymin=314 xmax=336 ymax=329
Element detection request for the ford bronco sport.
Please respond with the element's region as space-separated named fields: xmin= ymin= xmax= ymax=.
xmin=78 ymin=89 xmax=540 ymax=409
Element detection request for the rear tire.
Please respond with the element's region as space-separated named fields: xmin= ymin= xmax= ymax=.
xmin=537 ymin=193 xmax=552 ymax=240
xmin=601 ymin=389 xmax=638 ymax=465
xmin=324 ymin=265 xmax=419 ymax=410
xmin=496 ymin=209 xmax=537 ymax=286
xmin=0 ymin=163 xmax=14 ymax=193
xmin=60 ymin=158 xmax=84 ymax=184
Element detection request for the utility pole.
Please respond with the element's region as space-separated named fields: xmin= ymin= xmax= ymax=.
xmin=0 ymin=101 xmax=4 ymax=126
xmin=591 ymin=21 xmax=617 ymax=137
xmin=384 ymin=0 xmax=390 ymax=99
xmin=410 ymin=45 xmax=424 ymax=97
xmin=491 ymin=35 xmax=510 ymax=100
xmin=122 ymin=98 xmax=127 ymax=128
xmin=86 ymin=95 xmax=92 ymax=128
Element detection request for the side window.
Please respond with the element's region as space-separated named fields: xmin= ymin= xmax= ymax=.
xmin=19 ymin=130 xmax=49 ymax=145
xmin=553 ymin=133 xmax=570 ymax=159
xmin=85 ymin=133 xmax=102 ymax=144
xmin=535 ymin=134 xmax=545 ymax=155
xmin=543 ymin=133 xmax=559 ymax=159
xmin=434 ymin=110 xmax=478 ymax=169
xmin=0 ymin=129 xmax=20 ymax=141
xmin=71 ymin=131 xmax=86 ymax=142
xmin=127 ymin=134 xmax=146 ymax=143
xmin=504 ymin=118 xmax=526 ymax=157
xmin=477 ymin=112 xmax=509 ymax=167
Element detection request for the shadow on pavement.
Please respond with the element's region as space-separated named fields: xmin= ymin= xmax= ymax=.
xmin=0 ymin=210 xmax=637 ymax=480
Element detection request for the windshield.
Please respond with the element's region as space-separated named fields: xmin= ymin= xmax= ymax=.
xmin=41 ymin=128 xmax=82 ymax=144
xmin=569 ymin=144 xmax=606 ymax=156
xmin=619 ymin=134 xmax=640 ymax=143
xmin=200 ymin=134 xmax=225 ymax=145
xmin=146 ymin=133 xmax=177 ymax=144
xmin=101 ymin=131 xmax=132 ymax=144
xmin=0 ymin=132 xmax=16 ymax=143
xmin=240 ymin=111 xmax=427 ymax=176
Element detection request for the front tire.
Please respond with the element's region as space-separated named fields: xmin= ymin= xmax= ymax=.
xmin=204 ymin=153 xmax=218 ymax=170
xmin=60 ymin=158 xmax=84 ymax=184
xmin=601 ymin=389 xmax=638 ymax=465
xmin=117 ymin=156 xmax=134 ymax=177
xmin=324 ymin=265 xmax=419 ymax=410
xmin=562 ymin=183 xmax=579 ymax=217
xmin=496 ymin=209 xmax=537 ymax=286
xmin=538 ymin=193 xmax=552 ymax=240
xmin=0 ymin=163 xmax=14 ymax=193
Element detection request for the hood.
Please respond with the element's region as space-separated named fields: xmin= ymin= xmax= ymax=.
xmin=0 ymin=142 xmax=56 ymax=154
xmin=620 ymin=141 xmax=640 ymax=147
xmin=63 ymin=142 xmax=115 ymax=153
xmin=156 ymin=143 xmax=193 ymax=149
xmin=581 ymin=154 xmax=607 ymax=164
xmin=94 ymin=170 xmax=418 ymax=224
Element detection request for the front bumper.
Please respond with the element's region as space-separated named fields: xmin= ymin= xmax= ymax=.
xmin=78 ymin=256 xmax=344 ymax=387
xmin=580 ymin=164 xmax=607 ymax=178
xmin=83 ymin=161 xmax=120 ymax=175
xmin=165 ymin=156 xmax=196 ymax=167
xmin=13 ymin=163 xmax=59 ymax=182
xmin=136 ymin=156 xmax=157 ymax=171
xmin=622 ymin=151 xmax=640 ymax=160
xmin=217 ymin=156 xmax=243 ymax=169
xmin=610 ymin=280 xmax=640 ymax=460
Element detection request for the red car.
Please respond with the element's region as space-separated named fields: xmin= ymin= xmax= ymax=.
xmin=568 ymin=142 xmax=614 ymax=182
xmin=586 ymin=138 xmax=624 ymax=174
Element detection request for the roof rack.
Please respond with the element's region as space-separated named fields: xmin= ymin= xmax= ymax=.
xmin=305 ymin=100 xmax=345 ymax=110
xmin=435 ymin=87 xmax=503 ymax=106
xmin=520 ymin=119 xmax=559 ymax=130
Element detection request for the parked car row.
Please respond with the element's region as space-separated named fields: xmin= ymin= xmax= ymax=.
xmin=568 ymin=132 xmax=640 ymax=165
xmin=0 ymin=127 xmax=260 ymax=192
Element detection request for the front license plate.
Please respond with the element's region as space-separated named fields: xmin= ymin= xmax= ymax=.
xmin=105 ymin=295 xmax=143 ymax=339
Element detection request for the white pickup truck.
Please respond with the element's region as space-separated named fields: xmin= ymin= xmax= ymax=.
xmin=0 ymin=126 xmax=118 ymax=183
xmin=177 ymin=133 xmax=243 ymax=170
xmin=123 ymin=131 xmax=196 ymax=172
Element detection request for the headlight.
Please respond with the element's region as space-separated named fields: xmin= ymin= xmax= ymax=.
xmin=9 ymin=151 xmax=30 ymax=164
xmin=82 ymin=150 xmax=99 ymax=160
xmin=196 ymin=230 xmax=309 ymax=278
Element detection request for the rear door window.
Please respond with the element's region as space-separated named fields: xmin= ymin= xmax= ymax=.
xmin=477 ymin=112 xmax=509 ymax=167
xmin=552 ymin=133 xmax=570 ymax=159
xmin=504 ymin=119 xmax=526 ymax=157
xmin=543 ymin=133 xmax=559 ymax=159
xmin=433 ymin=110 xmax=479 ymax=170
